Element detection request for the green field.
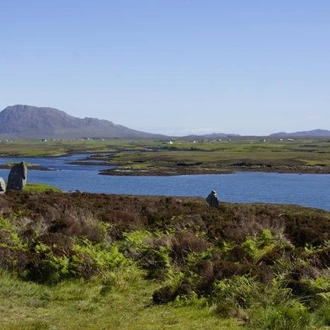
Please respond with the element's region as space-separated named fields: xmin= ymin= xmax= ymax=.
xmin=1 ymin=137 xmax=330 ymax=174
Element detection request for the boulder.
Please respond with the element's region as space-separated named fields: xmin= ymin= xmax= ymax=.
xmin=0 ymin=177 xmax=6 ymax=194
xmin=7 ymin=161 xmax=27 ymax=190
xmin=206 ymin=190 xmax=220 ymax=208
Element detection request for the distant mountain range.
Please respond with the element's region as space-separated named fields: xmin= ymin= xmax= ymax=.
xmin=269 ymin=129 xmax=330 ymax=138
xmin=0 ymin=105 xmax=329 ymax=139
xmin=0 ymin=105 xmax=162 ymax=139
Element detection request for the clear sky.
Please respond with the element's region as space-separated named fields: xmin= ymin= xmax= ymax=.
xmin=1 ymin=0 xmax=329 ymax=136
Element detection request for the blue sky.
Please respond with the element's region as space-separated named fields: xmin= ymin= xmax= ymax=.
xmin=1 ymin=0 xmax=329 ymax=136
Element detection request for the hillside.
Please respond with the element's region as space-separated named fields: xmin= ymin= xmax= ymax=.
xmin=0 ymin=105 xmax=162 ymax=139
xmin=1 ymin=191 xmax=330 ymax=329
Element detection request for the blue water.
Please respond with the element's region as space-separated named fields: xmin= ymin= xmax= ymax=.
xmin=0 ymin=155 xmax=329 ymax=211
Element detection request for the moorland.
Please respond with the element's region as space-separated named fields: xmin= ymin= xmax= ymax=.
xmin=1 ymin=136 xmax=330 ymax=175
xmin=1 ymin=191 xmax=330 ymax=329
xmin=1 ymin=138 xmax=330 ymax=329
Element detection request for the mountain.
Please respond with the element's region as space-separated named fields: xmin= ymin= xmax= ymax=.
xmin=0 ymin=105 xmax=162 ymax=139
xmin=2 ymin=105 xmax=328 ymax=140
xmin=269 ymin=129 xmax=330 ymax=138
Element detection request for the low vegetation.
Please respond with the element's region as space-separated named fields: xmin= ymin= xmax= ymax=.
xmin=24 ymin=183 xmax=62 ymax=192
xmin=1 ymin=191 xmax=330 ymax=329
xmin=99 ymin=138 xmax=330 ymax=175
xmin=1 ymin=137 xmax=330 ymax=174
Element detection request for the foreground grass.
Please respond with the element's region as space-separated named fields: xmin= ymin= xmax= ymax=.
xmin=2 ymin=192 xmax=330 ymax=329
xmin=0 ymin=272 xmax=240 ymax=330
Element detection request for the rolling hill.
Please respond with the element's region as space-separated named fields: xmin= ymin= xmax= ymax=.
xmin=269 ymin=129 xmax=330 ymax=138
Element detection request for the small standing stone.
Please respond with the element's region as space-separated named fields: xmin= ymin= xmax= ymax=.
xmin=0 ymin=177 xmax=6 ymax=194
xmin=7 ymin=161 xmax=27 ymax=190
xmin=206 ymin=190 xmax=220 ymax=208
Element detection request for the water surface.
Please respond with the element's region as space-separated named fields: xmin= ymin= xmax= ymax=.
xmin=0 ymin=155 xmax=329 ymax=211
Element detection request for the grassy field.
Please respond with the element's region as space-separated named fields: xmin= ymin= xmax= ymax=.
xmin=1 ymin=137 xmax=330 ymax=174
xmin=101 ymin=137 xmax=330 ymax=174
xmin=24 ymin=183 xmax=62 ymax=192
xmin=0 ymin=272 xmax=241 ymax=330
xmin=1 ymin=192 xmax=330 ymax=329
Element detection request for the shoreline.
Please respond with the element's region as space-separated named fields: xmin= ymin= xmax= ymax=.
xmin=99 ymin=165 xmax=330 ymax=176
xmin=0 ymin=163 xmax=52 ymax=171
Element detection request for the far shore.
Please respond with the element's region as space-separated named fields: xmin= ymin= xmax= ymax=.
xmin=99 ymin=164 xmax=330 ymax=176
xmin=0 ymin=163 xmax=52 ymax=171
xmin=1 ymin=137 xmax=330 ymax=176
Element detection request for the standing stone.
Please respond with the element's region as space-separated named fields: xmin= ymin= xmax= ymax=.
xmin=0 ymin=177 xmax=6 ymax=194
xmin=206 ymin=190 xmax=220 ymax=208
xmin=7 ymin=162 xmax=27 ymax=190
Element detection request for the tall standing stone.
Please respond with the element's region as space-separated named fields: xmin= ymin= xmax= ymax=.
xmin=7 ymin=162 xmax=27 ymax=190
xmin=0 ymin=177 xmax=6 ymax=194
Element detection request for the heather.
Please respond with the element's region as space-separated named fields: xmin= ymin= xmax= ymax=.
xmin=1 ymin=191 xmax=330 ymax=329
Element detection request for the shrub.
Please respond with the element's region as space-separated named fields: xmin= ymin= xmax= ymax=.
xmin=138 ymin=244 xmax=172 ymax=280
xmin=120 ymin=230 xmax=175 ymax=280
xmin=120 ymin=230 xmax=153 ymax=259
xmin=170 ymin=232 xmax=211 ymax=266
xmin=24 ymin=236 xmax=131 ymax=284
xmin=73 ymin=239 xmax=129 ymax=276
xmin=152 ymin=285 xmax=177 ymax=304
xmin=241 ymin=229 xmax=276 ymax=261
xmin=25 ymin=240 xmax=72 ymax=284
xmin=213 ymin=275 xmax=262 ymax=316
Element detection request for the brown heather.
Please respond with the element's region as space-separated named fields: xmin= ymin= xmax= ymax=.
xmin=1 ymin=191 xmax=330 ymax=316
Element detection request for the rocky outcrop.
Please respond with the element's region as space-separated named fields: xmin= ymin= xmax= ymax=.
xmin=7 ymin=162 xmax=27 ymax=190
xmin=206 ymin=190 xmax=220 ymax=208
xmin=0 ymin=177 xmax=6 ymax=194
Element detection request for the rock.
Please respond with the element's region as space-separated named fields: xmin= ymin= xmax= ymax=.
xmin=7 ymin=162 xmax=27 ymax=190
xmin=206 ymin=190 xmax=220 ymax=208
xmin=0 ymin=177 xmax=6 ymax=194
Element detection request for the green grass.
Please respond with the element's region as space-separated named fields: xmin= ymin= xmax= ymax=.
xmin=1 ymin=137 xmax=330 ymax=174
xmin=0 ymin=271 xmax=241 ymax=330
xmin=99 ymin=138 xmax=330 ymax=172
xmin=24 ymin=183 xmax=62 ymax=192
